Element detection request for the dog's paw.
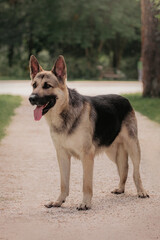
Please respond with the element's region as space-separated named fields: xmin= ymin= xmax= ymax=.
xmin=44 ymin=201 xmax=54 ymax=208
xmin=44 ymin=200 xmax=65 ymax=208
xmin=111 ymin=188 xmax=124 ymax=195
xmin=138 ymin=190 xmax=150 ymax=198
xmin=77 ymin=203 xmax=91 ymax=211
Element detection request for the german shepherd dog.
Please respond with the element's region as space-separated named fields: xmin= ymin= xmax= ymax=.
xmin=29 ymin=55 xmax=149 ymax=210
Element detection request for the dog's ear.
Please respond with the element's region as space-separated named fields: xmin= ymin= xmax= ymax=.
xmin=29 ymin=55 xmax=43 ymax=79
xmin=52 ymin=55 xmax=67 ymax=83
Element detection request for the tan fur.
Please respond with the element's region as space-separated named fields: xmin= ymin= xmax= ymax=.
xmin=46 ymin=106 xmax=148 ymax=209
xmin=29 ymin=56 xmax=149 ymax=210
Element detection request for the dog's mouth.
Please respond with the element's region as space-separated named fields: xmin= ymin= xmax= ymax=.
xmin=34 ymin=98 xmax=56 ymax=121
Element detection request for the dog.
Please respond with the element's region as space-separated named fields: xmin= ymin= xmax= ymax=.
xmin=29 ymin=55 xmax=149 ymax=210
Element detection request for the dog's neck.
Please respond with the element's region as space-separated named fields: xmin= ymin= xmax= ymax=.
xmin=45 ymin=87 xmax=84 ymax=135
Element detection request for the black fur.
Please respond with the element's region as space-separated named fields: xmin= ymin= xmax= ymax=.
xmin=68 ymin=88 xmax=85 ymax=108
xmin=59 ymin=89 xmax=84 ymax=135
xmin=67 ymin=89 xmax=133 ymax=147
xmin=89 ymin=94 xmax=133 ymax=146
xmin=29 ymin=93 xmax=57 ymax=115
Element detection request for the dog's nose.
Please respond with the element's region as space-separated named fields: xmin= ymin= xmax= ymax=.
xmin=29 ymin=94 xmax=38 ymax=105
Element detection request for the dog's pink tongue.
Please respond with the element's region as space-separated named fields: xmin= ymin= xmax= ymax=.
xmin=34 ymin=106 xmax=43 ymax=121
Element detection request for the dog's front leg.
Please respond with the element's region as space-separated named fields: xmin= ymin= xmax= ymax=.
xmin=45 ymin=149 xmax=71 ymax=208
xmin=77 ymin=150 xmax=94 ymax=210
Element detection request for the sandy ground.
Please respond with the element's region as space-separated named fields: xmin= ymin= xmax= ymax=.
xmin=0 ymin=82 xmax=160 ymax=240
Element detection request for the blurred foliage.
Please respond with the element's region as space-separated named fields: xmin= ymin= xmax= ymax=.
xmin=0 ymin=0 xmax=141 ymax=79
xmin=152 ymin=0 xmax=160 ymax=19
xmin=152 ymin=0 xmax=160 ymax=7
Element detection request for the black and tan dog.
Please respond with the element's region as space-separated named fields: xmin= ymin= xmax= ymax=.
xmin=29 ymin=55 xmax=149 ymax=210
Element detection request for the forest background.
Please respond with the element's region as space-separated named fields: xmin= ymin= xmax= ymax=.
xmin=0 ymin=0 xmax=141 ymax=80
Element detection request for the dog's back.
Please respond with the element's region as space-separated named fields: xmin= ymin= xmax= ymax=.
xmin=87 ymin=94 xmax=133 ymax=146
xmin=66 ymin=88 xmax=134 ymax=148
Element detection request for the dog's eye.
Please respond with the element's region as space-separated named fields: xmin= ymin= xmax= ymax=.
xmin=33 ymin=82 xmax=37 ymax=89
xmin=43 ymin=82 xmax=52 ymax=89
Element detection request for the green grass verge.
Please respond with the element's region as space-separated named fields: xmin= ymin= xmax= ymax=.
xmin=0 ymin=95 xmax=22 ymax=141
xmin=123 ymin=93 xmax=160 ymax=124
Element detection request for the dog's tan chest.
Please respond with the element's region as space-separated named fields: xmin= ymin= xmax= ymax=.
xmin=49 ymin=120 xmax=93 ymax=159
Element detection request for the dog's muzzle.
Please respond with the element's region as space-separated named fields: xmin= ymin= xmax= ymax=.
xmin=29 ymin=93 xmax=57 ymax=120
xmin=29 ymin=94 xmax=39 ymax=105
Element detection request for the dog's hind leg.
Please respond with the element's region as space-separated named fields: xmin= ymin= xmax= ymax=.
xmin=45 ymin=149 xmax=71 ymax=208
xmin=111 ymin=143 xmax=129 ymax=194
xmin=123 ymin=111 xmax=149 ymax=198
xmin=126 ymin=138 xmax=149 ymax=198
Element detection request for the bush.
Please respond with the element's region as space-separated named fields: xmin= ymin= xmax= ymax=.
xmin=66 ymin=56 xmax=99 ymax=79
xmin=120 ymin=56 xmax=139 ymax=80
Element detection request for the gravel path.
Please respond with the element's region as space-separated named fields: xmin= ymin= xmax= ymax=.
xmin=0 ymin=80 xmax=141 ymax=96
xmin=0 ymin=82 xmax=160 ymax=240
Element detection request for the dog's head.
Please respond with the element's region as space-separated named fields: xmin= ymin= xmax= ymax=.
xmin=29 ymin=55 xmax=67 ymax=121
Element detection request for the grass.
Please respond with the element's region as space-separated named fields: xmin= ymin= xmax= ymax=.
xmin=0 ymin=95 xmax=22 ymax=141
xmin=123 ymin=93 xmax=160 ymax=124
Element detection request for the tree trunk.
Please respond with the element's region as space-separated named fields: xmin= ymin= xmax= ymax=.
xmin=8 ymin=44 xmax=14 ymax=67
xmin=141 ymin=0 xmax=160 ymax=97
xmin=112 ymin=34 xmax=124 ymax=73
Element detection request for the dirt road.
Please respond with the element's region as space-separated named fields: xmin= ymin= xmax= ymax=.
xmin=0 ymin=82 xmax=160 ymax=240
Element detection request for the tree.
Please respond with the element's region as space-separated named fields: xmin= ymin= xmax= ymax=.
xmin=141 ymin=0 xmax=160 ymax=97
xmin=0 ymin=0 xmax=24 ymax=66
xmin=53 ymin=0 xmax=140 ymax=74
xmin=0 ymin=0 xmax=141 ymax=79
